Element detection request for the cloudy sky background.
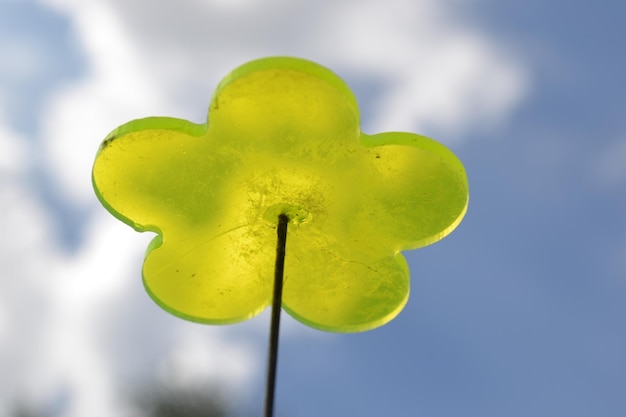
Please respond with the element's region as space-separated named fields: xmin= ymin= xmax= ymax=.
xmin=1 ymin=0 xmax=625 ymax=416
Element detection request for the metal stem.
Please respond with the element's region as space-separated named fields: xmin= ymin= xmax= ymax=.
xmin=263 ymin=213 xmax=289 ymax=417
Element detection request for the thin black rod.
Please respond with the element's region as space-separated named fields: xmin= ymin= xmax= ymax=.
xmin=263 ymin=213 xmax=289 ymax=417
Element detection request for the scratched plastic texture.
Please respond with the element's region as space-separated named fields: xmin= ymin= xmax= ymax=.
xmin=92 ymin=57 xmax=469 ymax=332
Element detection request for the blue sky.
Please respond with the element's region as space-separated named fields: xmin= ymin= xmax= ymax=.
xmin=1 ymin=0 xmax=625 ymax=416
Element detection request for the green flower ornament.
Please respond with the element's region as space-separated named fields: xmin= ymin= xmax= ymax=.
xmin=92 ymin=57 xmax=468 ymax=332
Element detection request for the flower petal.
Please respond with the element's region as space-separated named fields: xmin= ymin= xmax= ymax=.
xmin=143 ymin=224 xmax=274 ymax=324
xmin=282 ymin=227 xmax=410 ymax=332
xmin=92 ymin=117 xmax=245 ymax=234
xmin=360 ymin=132 xmax=469 ymax=251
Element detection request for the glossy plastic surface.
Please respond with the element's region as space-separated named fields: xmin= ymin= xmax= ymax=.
xmin=92 ymin=57 xmax=469 ymax=332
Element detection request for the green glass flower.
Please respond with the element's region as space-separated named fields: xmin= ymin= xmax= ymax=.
xmin=92 ymin=57 xmax=468 ymax=332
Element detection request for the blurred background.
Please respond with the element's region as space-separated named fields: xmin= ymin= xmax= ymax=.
xmin=1 ymin=0 xmax=625 ymax=416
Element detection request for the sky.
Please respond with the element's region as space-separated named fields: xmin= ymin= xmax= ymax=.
xmin=1 ymin=0 xmax=625 ymax=416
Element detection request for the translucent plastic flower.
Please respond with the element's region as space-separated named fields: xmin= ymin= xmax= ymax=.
xmin=92 ymin=57 xmax=468 ymax=332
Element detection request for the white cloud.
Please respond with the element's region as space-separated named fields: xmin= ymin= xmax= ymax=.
xmin=0 ymin=124 xmax=61 ymax=409
xmin=155 ymin=328 xmax=258 ymax=389
xmin=32 ymin=216 xmax=246 ymax=417
xmin=39 ymin=0 xmax=528 ymax=205
xmin=308 ymin=0 xmax=528 ymax=139
xmin=39 ymin=0 xmax=168 ymax=204
xmin=0 ymin=119 xmax=257 ymax=415
xmin=0 ymin=192 xmax=260 ymax=416
xmin=0 ymin=118 xmax=29 ymax=174
xmin=41 ymin=0 xmax=528 ymax=173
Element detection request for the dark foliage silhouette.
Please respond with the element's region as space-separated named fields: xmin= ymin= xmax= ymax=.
xmin=132 ymin=383 xmax=230 ymax=417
